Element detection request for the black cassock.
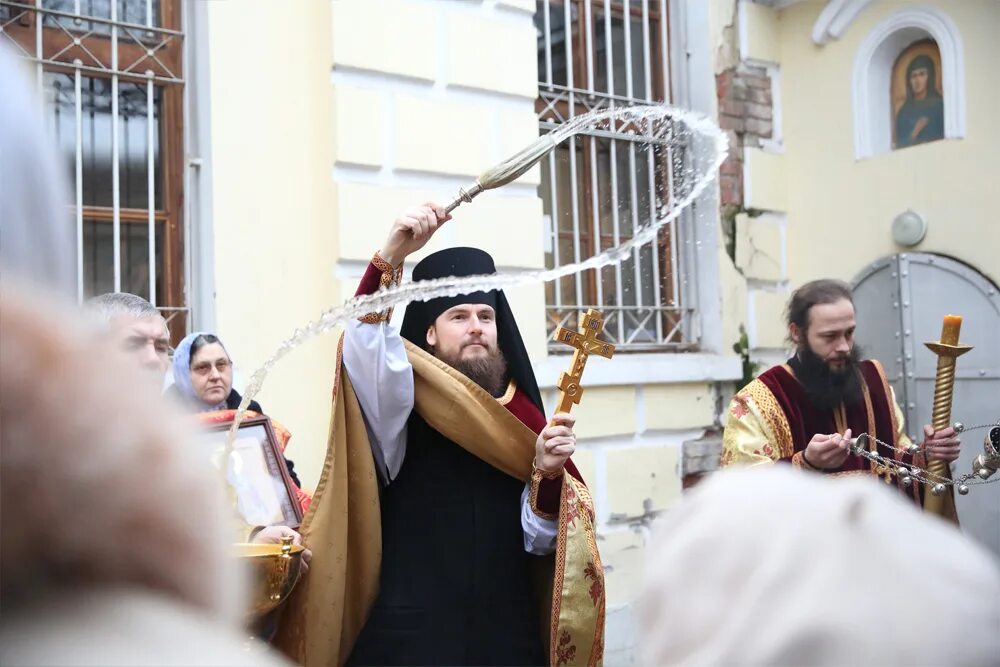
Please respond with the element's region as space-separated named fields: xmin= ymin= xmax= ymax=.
xmin=347 ymin=247 xmax=549 ymax=666
xmin=346 ymin=412 xmax=546 ymax=666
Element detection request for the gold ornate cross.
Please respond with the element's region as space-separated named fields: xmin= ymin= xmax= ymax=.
xmin=552 ymin=308 xmax=616 ymax=416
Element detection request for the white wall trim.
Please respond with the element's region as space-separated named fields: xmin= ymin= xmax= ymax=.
xmin=737 ymin=0 xmax=750 ymax=62
xmin=330 ymin=68 xmax=532 ymax=111
xmin=812 ymin=0 xmax=874 ymax=45
xmin=753 ymin=60 xmax=784 ymax=153
xmin=533 ymin=352 xmax=742 ymax=388
xmin=331 ymin=163 xmax=539 ymax=197
xmin=674 ymin=0 xmax=727 ymax=354
xmin=750 ymin=348 xmax=789 ymax=369
xmin=742 ymin=144 xmax=753 ymax=208
xmin=183 ymin=0 xmax=216 ymax=333
xmin=852 ymin=5 xmax=966 ymax=160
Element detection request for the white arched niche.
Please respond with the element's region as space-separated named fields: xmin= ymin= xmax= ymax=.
xmin=852 ymin=6 xmax=965 ymax=159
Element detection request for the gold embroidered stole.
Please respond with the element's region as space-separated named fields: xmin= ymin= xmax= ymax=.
xmin=273 ymin=336 xmax=605 ymax=667
xmin=549 ymin=474 xmax=605 ymax=666
xmin=272 ymin=338 xmax=382 ymax=667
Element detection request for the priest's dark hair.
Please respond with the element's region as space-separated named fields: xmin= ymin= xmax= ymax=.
xmin=399 ymin=247 xmax=544 ymax=413
xmin=785 ymin=279 xmax=854 ymax=336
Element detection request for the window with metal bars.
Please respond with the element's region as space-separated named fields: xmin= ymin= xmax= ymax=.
xmin=1 ymin=0 xmax=187 ymax=340
xmin=535 ymin=0 xmax=693 ymax=352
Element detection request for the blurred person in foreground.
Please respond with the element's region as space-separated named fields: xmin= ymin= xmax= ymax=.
xmin=639 ymin=466 xmax=1000 ymax=666
xmin=0 ymin=45 xmax=287 ymax=667
xmin=0 ymin=287 xmax=290 ymax=666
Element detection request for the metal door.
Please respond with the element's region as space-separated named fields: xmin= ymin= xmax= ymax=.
xmin=853 ymin=253 xmax=1000 ymax=557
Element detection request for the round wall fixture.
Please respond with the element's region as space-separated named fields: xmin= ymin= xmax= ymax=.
xmin=892 ymin=209 xmax=927 ymax=247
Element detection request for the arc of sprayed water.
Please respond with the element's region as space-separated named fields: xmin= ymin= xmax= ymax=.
xmin=222 ymin=104 xmax=729 ymax=453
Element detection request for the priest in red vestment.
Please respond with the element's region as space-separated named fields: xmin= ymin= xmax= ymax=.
xmin=722 ymin=279 xmax=961 ymax=500
xmin=274 ymin=204 xmax=604 ymax=667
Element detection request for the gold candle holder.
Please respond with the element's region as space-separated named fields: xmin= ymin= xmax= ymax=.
xmin=922 ymin=315 xmax=973 ymax=524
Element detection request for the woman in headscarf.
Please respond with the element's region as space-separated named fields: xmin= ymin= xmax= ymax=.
xmin=168 ymin=332 xmax=311 ymax=515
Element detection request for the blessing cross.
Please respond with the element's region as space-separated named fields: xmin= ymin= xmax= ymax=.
xmin=552 ymin=308 xmax=616 ymax=416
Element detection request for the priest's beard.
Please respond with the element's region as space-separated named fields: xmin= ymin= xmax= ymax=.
xmin=796 ymin=344 xmax=863 ymax=411
xmin=432 ymin=342 xmax=509 ymax=397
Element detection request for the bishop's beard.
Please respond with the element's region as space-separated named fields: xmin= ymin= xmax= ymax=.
xmin=795 ymin=344 xmax=863 ymax=411
xmin=432 ymin=342 xmax=509 ymax=397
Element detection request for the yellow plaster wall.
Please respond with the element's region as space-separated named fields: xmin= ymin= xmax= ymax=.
xmin=573 ymin=386 xmax=638 ymax=439
xmin=775 ymin=0 xmax=1000 ymax=289
xmin=205 ymin=2 xmax=337 ymax=489
xmin=744 ymin=148 xmax=788 ymax=211
xmin=331 ymin=1 xmax=436 ymax=82
xmin=326 ymin=2 xmax=546 ymax=367
xmin=605 ymin=445 xmax=681 ymax=517
xmin=743 ymin=1 xmax=780 ymax=63
xmin=645 ymin=383 xmax=716 ymax=430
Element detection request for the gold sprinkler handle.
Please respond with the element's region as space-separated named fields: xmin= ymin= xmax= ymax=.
xmin=922 ymin=315 xmax=973 ymax=524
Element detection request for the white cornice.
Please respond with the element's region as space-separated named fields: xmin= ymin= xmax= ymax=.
xmin=812 ymin=0 xmax=875 ymax=44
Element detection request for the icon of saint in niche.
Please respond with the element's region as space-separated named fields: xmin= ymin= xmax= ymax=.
xmin=892 ymin=40 xmax=944 ymax=149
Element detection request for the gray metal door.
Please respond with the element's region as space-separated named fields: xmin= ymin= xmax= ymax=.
xmin=853 ymin=253 xmax=1000 ymax=557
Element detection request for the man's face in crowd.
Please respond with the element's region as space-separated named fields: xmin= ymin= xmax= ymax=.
xmin=108 ymin=314 xmax=170 ymax=381
xmin=792 ymin=299 xmax=856 ymax=370
xmin=427 ymin=304 xmax=507 ymax=396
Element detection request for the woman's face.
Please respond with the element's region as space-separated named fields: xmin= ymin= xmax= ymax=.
xmin=189 ymin=342 xmax=232 ymax=405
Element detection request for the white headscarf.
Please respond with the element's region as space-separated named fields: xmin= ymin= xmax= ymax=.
xmin=171 ymin=331 xmax=232 ymax=412
xmin=640 ymin=467 xmax=1000 ymax=666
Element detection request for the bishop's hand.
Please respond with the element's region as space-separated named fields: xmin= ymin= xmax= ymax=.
xmin=379 ymin=202 xmax=452 ymax=267
xmin=535 ymin=412 xmax=576 ymax=474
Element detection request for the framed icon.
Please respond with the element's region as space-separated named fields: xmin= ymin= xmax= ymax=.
xmin=198 ymin=416 xmax=302 ymax=529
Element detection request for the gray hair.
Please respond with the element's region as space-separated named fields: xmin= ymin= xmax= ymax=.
xmin=85 ymin=292 xmax=162 ymax=324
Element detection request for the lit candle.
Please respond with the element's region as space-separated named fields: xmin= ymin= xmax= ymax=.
xmin=940 ymin=315 xmax=962 ymax=346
